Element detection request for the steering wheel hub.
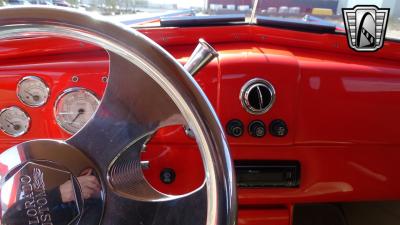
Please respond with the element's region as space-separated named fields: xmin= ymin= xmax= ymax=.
xmin=0 ymin=140 xmax=104 ymax=225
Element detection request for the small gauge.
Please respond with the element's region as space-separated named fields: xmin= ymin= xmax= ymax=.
xmin=55 ymin=88 xmax=99 ymax=134
xmin=17 ymin=76 xmax=50 ymax=107
xmin=0 ymin=106 xmax=30 ymax=137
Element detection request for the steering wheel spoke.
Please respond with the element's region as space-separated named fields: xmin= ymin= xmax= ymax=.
xmin=67 ymin=52 xmax=185 ymax=196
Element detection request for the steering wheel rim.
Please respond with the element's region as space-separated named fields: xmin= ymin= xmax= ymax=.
xmin=0 ymin=6 xmax=236 ymax=225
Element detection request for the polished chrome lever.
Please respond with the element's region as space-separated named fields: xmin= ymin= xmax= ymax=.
xmin=184 ymin=38 xmax=218 ymax=76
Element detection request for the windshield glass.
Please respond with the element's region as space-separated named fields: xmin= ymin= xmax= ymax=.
xmin=254 ymin=0 xmax=399 ymax=40
xmin=0 ymin=0 xmax=398 ymax=40
xmin=107 ymin=0 xmax=255 ymax=27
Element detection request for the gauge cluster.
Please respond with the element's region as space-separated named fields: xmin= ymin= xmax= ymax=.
xmin=0 ymin=75 xmax=106 ymax=137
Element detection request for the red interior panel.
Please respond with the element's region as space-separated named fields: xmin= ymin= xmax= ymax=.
xmin=238 ymin=208 xmax=290 ymax=225
xmin=0 ymin=25 xmax=399 ymax=219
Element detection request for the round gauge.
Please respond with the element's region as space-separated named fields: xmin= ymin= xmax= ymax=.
xmin=17 ymin=76 xmax=49 ymax=107
xmin=54 ymin=88 xmax=100 ymax=134
xmin=0 ymin=106 xmax=30 ymax=137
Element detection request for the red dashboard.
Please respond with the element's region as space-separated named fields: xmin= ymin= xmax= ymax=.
xmin=1 ymin=25 xmax=400 ymax=224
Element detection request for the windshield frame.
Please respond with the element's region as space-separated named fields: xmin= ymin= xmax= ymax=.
xmin=249 ymin=0 xmax=259 ymax=24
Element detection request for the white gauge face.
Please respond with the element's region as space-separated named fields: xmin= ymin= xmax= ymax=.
xmin=55 ymin=88 xmax=99 ymax=134
xmin=17 ymin=76 xmax=49 ymax=107
xmin=0 ymin=106 xmax=30 ymax=137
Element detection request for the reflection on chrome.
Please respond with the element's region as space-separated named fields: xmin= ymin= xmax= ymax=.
xmin=0 ymin=141 xmax=104 ymax=225
xmin=184 ymin=39 xmax=219 ymax=76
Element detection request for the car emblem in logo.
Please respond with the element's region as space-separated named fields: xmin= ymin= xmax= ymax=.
xmin=342 ymin=5 xmax=390 ymax=52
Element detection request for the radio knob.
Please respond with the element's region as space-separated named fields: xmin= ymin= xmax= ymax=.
xmin=226 ymin=119 xmax=244 ymax=137
xmin=269 ymin=119 xmax=288 ymax=137
xmin=248 ymin=120 xmax=266 ymax=138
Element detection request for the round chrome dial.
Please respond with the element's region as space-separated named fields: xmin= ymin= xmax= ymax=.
xmin=240 ymin=78 xmax=276 ymax=115
xmin=0 ymin=106 xmax=30 ymax=137
xmin=17 ymin=76 xmax=49 ymax=107
xmin=55 ymin=88 xmax=99 ymax=134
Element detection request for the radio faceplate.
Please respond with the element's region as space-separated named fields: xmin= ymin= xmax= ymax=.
xmin=235 ymin=161 xmax=300 ymax=188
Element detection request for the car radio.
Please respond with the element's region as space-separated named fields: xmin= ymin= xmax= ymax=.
xmin=235 ymin=161 xmax=300 ymax=188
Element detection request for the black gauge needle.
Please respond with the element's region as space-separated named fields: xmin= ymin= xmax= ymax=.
xmin=5 ymin=119 xmax=20 ymax=130
xmin=24 ymin=90 xmax=40 ymax=101
xmin=24 ymin=90 xmax=34 ymax=97
xmin=5 ymin=119 xmax=15 ymax=126
xmin=70 ymin=109 xmax=85 ymax=124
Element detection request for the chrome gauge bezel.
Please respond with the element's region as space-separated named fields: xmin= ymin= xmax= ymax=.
xmin=54 ymin=87 xmax=100 ymax=134
xmin=17 ymin=76 xmax=50 ymax=107
xmin=239 ymin=78 xmax=276 ymax=115
xmin=0 ymin=106 xmax=31 ymax=137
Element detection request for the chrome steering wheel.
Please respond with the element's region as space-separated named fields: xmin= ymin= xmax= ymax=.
xmin=0 ymin=7 xmax=236 ymax=225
